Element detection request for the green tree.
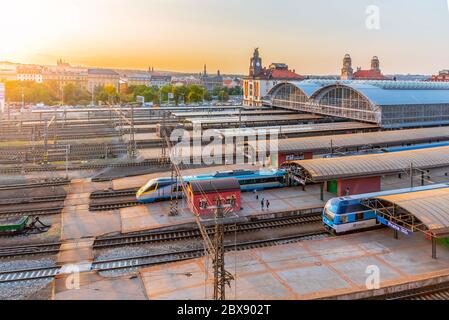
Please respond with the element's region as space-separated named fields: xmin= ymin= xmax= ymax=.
xmin=96 ymin=85 xmax=119 ymax=104
xmin=212 ymin=86 xmax=222 ymax=97
xmin=218 ymin=90 xmax=229 ymax=102
xmin=173 ymin=85 xmax=189 ymax=105
xmin=160 ymin=84 xmax=174 ymax=103
xmin=63 ymin=83 xmax=91 ymax=105
xmin=187 ymin=91 xmax=203 ymax=103
xmin=229 ymin=86 xmax=243 ymax=96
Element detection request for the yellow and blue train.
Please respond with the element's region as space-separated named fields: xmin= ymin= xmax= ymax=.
xmin=136 ymin=169 xmax=288 ymax=203
xmin=323 ymin=183 xmax=449 ymax=234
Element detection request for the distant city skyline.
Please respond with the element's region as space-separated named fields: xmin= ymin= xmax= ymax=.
xmin=1 ymin=0 xmax=448 ymax=75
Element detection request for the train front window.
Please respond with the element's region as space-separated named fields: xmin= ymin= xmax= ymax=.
xmin=323 ymin=203 xmax=335 ymax=222
xmin=145 ymin=181 xmax=158 ymax=193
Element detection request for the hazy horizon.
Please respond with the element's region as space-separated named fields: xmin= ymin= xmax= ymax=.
xmin=1 ymin=0 xmax=448 ymax=75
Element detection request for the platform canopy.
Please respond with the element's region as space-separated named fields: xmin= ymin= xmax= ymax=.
xmin=364 ymin=187 xmax=449 ymax=238
xmin=276 ymin=126 xmax=449 ymax=154
xmin=285 ymin=146 xmax=449 ymax=182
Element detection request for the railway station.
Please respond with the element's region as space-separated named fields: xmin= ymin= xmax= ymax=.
xmin=3 ymin=0 xmax=449 ymax=304
xmin=3 ymin=96 xmax=449 ymax=301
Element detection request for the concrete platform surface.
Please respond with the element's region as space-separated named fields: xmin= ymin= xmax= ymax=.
xmin=139 ymin=229 xmax=449 ymax=300
xmin=61 ymin=179 xmax=121 ymax=240
xmin=54 ymin=272 xmax=147 ymax=300
xmin=120 ymin=185 xmax=332 ymax=234
xmin=57 ymin=238 xmax=95 ymax=264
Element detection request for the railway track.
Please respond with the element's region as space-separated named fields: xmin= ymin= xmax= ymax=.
xmin=89 ymin=196 xmax=140 ymax=211
xmin=89 ymin=188 xmax=140 ymax=211
xmin=0 ymin=195 xmax=66 ymax=206
xmin=0 ymin=206 xmax=64 ymax=218
xmin=0 ymin=231 xmax=329 ymax=284
xmin=0 ymin=178 xmax=70 ymax=190
xmin=368 ymin=282 xmax=449 ymax=300
xmin=0 ymin=158 xmax=172 ymax=174
xmin=0 ymin=243 xmax=61 ymax=258
xmin=0 ymin=192 xmax=67 ymax=218
xmin=93 ymin=212 xmax=323 ymax=249
xmin=0 ymin=210 xmax=323 ymax=258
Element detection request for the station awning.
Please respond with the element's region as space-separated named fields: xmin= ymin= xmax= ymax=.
xmin=364 ymin=187 xmax=449 ymax=238
xmin=285 ymin=146 xmax=449 ymax=182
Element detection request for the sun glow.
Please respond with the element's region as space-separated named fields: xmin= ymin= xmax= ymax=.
xmin=0 ymin=1 xmax=80 ymax=61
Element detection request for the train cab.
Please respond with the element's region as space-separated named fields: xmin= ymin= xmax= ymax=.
xmin=136 ymin=178 xmax=179 ymax=203
xmin=322 ymin=196 xmax=378 ymax=234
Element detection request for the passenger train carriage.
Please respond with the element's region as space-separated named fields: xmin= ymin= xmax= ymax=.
xmin=136 ymin=169 xmax=288 ymax=203
xmin=323 ymin=183 xmax=449 ymax=234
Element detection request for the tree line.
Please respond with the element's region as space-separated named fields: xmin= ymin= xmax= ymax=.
xmin=3 ymin=80 xmax=243 ymax=106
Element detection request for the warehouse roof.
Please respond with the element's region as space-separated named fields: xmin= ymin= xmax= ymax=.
xmin=276 ymin=126 xmax=449 ymax=153
xmin=286 ymin=146 xmax=449 ymax=182
xmin=372 ymin=187 xmax=449 ymax=237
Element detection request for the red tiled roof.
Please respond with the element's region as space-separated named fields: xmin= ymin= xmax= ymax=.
xmin=255 ymin=68 xmax=304 ymax=80
xmin=353 ymin=69 xmax=389 ymax=80
xmin=428 ymin=74 xmax=449 ymax=82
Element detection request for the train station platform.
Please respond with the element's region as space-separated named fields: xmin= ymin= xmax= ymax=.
xmin=139 ymin=229 xmax=449 ymax=300
xmin=53 ymin=272 xmax=147 ymax=300
xmin=119 ymin=184 xmax=332 ymax=234
xmin=61 ymin=179 xmax=121 ymax=240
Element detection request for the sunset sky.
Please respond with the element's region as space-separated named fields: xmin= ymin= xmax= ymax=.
xmin=1 ymin=0 xmax=448 ymax=74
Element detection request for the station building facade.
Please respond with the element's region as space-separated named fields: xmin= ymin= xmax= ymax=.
xmin=243 ymin=48 xmax=304 ymax=107
xmin=266 ymin=79 xmax=449 ymax=128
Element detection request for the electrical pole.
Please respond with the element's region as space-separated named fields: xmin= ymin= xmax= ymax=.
xmin=65 ymin=145 xmax=70 ymax=179
xmin=129 ymin=103 xmax=136 ymax=159
xmin=213 ymin=203 xmax=227 ymax=300
xmin=44 ymin=118 xmax=48 ymax=164
xmin=169 ymin=164 xmax=179 ymax=216
xmin=163 ymin=135 xmax=233 ymax=300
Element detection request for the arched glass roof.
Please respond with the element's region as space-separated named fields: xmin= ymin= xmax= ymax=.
xmin=269 ymin=80 xmax=449 ymax=106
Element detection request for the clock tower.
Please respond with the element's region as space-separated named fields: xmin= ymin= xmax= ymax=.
xmin=249 ymin=48 xmax=262 ymax=77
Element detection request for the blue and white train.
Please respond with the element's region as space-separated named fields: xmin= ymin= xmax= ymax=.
xmin=136 ymin=169 xmax=288 ymax=203
xmin=323 ymin=141 xmax=449 ymax=158
xmin=323 ymin=183 xmax=449 ymax=234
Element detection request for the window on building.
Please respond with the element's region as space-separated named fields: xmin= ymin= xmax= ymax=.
xmin=199 ymin=199 xmax=208 ymax=209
